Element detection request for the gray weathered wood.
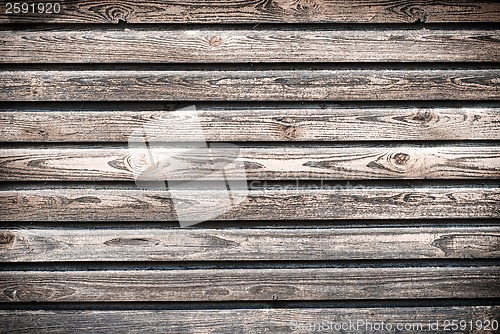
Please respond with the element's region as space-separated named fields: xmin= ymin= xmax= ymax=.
xmin=1 ymin=266 xmax=498 ymax=302
xmin=0 ymin=0 xmax=499 ymax=24
xmin=1 ymin=107 xmax=499 ymax=142
xmin=1 ymin=144 xmax=499 ymax=181
xmin=0 ymin=185 xmax=498 ymax=221
xmin=2 ymin=28 xmax=499 ymax=63
xmin=1 ymin=226 xmax=498 ymax=262
xmin=1 ymin=69 xmax=499 ymax=101
xmin=0 ymin=0 xmax=498 ymax=328
xmin=1 ymin=306 xmax=499 ymax=334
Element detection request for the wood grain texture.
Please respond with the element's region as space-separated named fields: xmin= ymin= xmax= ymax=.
xmin=0 ymin=185 xmax=498 ymax=221
xmin=1 ymin=226 xmax=498 ymax=262
xmin=1 ymin=69 xmax=499 ymax=101
xmin=0 ymin=0 xmax=499 ymax=23
xmin=2 ymin=107 xmax=499 ymax=142
xmin=1 ymin=266 xmax=499 ymax=302
xmin=2 ymin=28 xmax=499 ymax=63
xmin=1 ymin=144 xmax=499 ymax=181
xmin=0 ymin=0 xmax=498 ymax=327
xmin=1 ymin=306 xmax=499 ymax=334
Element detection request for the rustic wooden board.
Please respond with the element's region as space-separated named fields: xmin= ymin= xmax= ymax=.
xmin=1 ymin=69 xmax=499 ymax=101
xmin=0 ymin=0 xmax=498 ymax=329
xmin=0 ymin=0 xmax=499 ymax=24
xmin=1 ymin=226 xmax=498 ymax=262
xmin=1 ymin=266 xmax=499 ymax=302
xmin=1 ymin=185 xmax=498 ymax=221
xmin=1 ymin=306 xmax=499 ymax=334
xmin=2 ymin=106 xmax=499 ymax=142
xmin=1 ymin=144 xmax=499 ymax=181
xmin=2 ymin=28 xmax=499 ymax=63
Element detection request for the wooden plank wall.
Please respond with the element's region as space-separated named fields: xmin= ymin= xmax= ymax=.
xmin=0 ymin=1 xmax=499 ymax=332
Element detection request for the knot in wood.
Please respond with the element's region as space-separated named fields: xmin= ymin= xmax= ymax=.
xmin=402 ymin=193 xmax=436 ymax=204
xmin=105 ymin=5 xmax=132 ymax=23
xmin=0 ymin=232 xmax=15 ymax=247
xmin=281 ymin=124 xmax=299 ymax=139
xmin=405 ymin=6 xmax=427 ymax=23
xmin=209 ymin=36 xmax=223 ymax=48
xmin=413 ymin=110 xmax=434 ymax=123
xmin=274 ymin=118 xmax=301 ymax=139
xmin=392 ymin=152 xmax=411 ymax=165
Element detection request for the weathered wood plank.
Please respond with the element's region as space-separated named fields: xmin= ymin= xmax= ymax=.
xmin=1 ymin=306 xmax=499 ymax=334
xmin=1 ymin=69 xmax=498 ymax=101
xmin=2 ymin=28 xmax=499 ymax=63
xmin=1 ymin=266 xmax=498 ymax=302
xmin=2 ymin=107 xmax=499 ymax=142
xmin=0 ymin=0 xmax=499 ymax=24
xmin=1 ymin=144 xmax=499 ymax=181
xmin=0 ymin=185 xmax=498 ymax=221
xmin=1 ymin=226 xmax=498 ymax=262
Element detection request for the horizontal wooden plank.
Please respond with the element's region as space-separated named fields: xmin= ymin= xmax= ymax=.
xmin=1 ymin=69 xmax=498 ymax=101
xmin=2 ymin=28 xmax=499 ymax=63
xmin=1 ymin=306 xmax=499 ymax=334
xmin=0 ymin=185 xmax=498 ymax=221
xmin=1 ymin=106 xmax=499 ymax=142
xmin=1 ymin=226 xmax=498 ymax=262
xmin=0 ymin=1 xmax=499 ymax=23
xmin=1 ymin=266 xmax=498 ymax=302
xmin=1 ymin=144 xmax=499 ymax=181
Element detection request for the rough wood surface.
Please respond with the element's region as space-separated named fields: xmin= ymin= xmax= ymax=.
xmin=0 ymin=0 xmax=499 ymax=23
xmin=1 ymin=266 xmax=499 ymax=302
xmin=1 ymin=69 xmax=499 ymax=101
xmin=2 ymin=106 xmax=499 ymax=142
xmin=1 ymin=185 xmax=498 ymax=221
xmin=1 ymin=226 xmax=498 ymax=262
xmin=0 ymin=0 xmax=499 ymax=329
xmin=2 ymin=28 xmax=499 ymax=63
xmin=1 ymin=144 xmax=499 ymax=181
xmin=1 ymin=306 xmax=499 ymax=334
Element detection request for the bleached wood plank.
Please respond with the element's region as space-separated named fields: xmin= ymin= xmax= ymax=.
xmin=1 ymin=144 xmax=499 ymax=181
